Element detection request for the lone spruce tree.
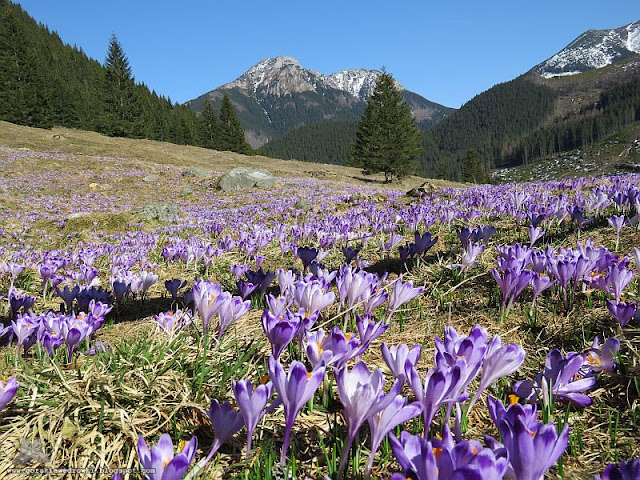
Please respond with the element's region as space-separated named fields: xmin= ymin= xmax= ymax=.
xmin=198 ymin=96 xmax=220 ymax=150
xmin=353 ymin=71 xmax=422 ymax=182
xmin=218 ymin=94 xmax=252 ymax=154
xmin=102 ymin=34 xmax=142 ymax=137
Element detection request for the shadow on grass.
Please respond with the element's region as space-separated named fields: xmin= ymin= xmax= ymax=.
xmin=111 ymin=295 xmax=177 ymax=324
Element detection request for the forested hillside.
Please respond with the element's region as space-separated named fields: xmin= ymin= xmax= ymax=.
xmin=419 ymin=75 xmax=559 ymax=180
xmin=0 ymin=0 xmax=249 ymax=153
xmin=420 ymin=61 xmax=640 ymax=181
xmin=258 ymin=121 xmax=358 ymax=164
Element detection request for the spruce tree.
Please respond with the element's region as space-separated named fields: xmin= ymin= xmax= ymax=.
xmin=102 ymin=34 xmax=142 ymax=137
xmin=198 ymin=96 xmax=220 ymax=149
xmin=353 ymin=71 xmax=422 ymax=182
xmin=462 ymin=148 xmax=485 ymax=183
xmin=218 ymin=94 xmax=252 ymax=154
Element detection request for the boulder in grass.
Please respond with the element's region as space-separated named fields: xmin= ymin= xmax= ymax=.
xmin=138 ymin=203 xmax=179 ymax=223
xmin=182 ymin=167 xmax=212 ymax=178
xmin=218 ymin=167 xmax=276 ymax=192
xmin=143 ymin=174 xmax=160 ymax=182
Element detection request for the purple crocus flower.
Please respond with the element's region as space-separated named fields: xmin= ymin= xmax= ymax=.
xmin=408 ymin=362 xmax=468 ymax=436
xmin=334 ymin=361 xmax=402 ymax=479
xmin=388 ymin=432 xmax=439 ymax=480
xmin=154 ymin=310 xmax=193 ymax=335
xmin=362 ymin=285 xmax=388 ymax=315
xmin=112 ymin=279 xmax=130 ymax=305
xmin=499 ymin=414 xmax=569 ymax=480
xmin=608 ymin=215 xmax=626 ymax=250
xmin=217 ymin=295 xmax=251 ymax=341
xmin=531 ymin=273 xmax=555 ymax=304
xmin=491 ymin=268 xmax=533 ymax=314
xmin=342 ymin=245 xmax=360 ymax=264
xmin=276 ymin=269 xmax=296 ymax=300
xmin=468 ymin=337 xmax=525 ymax=413
xmin=192 ymin=280 xmax=225 ymax=336
xmin=1 ymin=262 xmax=25 ymax=286
xmin=607 ymin=264 xmax=634 ymax=302
xmin=607 ymin=300 xmax=636 ymax=327
xmin=268 ymin=356 xmax=326 ymax=465
xmin=293 ymin=280 xmax=335 ymax=314
xmin=56 ymin=285 xmax=80 ymax=314
xmin=336 ymin=266 xmax=376 ymax=308
xmin=62 ymin=315 xmax=91 ymax=362
xmin=596 ymin=459 xmax=640 ymax=480
xmin=10 ymin=314 xmax=39 ymax=354
xmin=355 ymin=314 xmax=389 ymax=354
xmin=529 ymin=225 xmax=545 ymax=247
xmin=261 ymin=311 xmax=299 ymax=358
xmin=0 ymin=376 xmax=19 ymax=413
xmin=389 ymin=431 xmax=507 ymax=480
xmin=296 ymin=246 xmax=318 ymax=270
xmin=414 ymin=230 xmax=438 ymax=256
xmin=165 ymin=279 xmax=187 ymax=302
xmin=266 ymin=295 xmax=290 ymax=318
xmin=305 ymin=326 xmax=360 ymax=368
xmin=461 ymin=242 xmax=484 ymax=272
xmin=584 ymin=336 xmax=620 ymax=374
xmin=457 ymin=226 xmax=475 ymax=247
xmin=381 ymin=343 xmax=422 ymax=381
xmin=84 ymin=341 xmax=110 ymax=355
xmin=137 ymin=433 xmax=197 ymax=480
xmin=232 ymin=379 xmax=274 ymax=457
xmin=8 ymin=288 xmax=36 ymax=319
xmin=196 ymin=399 xmax=244 ymax=468
xmin=386 ymin=278 xmax=424 ymax=320
xmin=246 ymin=268 xmax=275 ymax=294
xmin=514 ymin=349 xmax=596 ymax=407
xmin=231 ymin=263 xmax=250 ymax=280
xmin=236 ymin=280 xmax=258 ymax=300
xmin=365 ymin=396 xmax=421 ymax=479
xmin=434 ymin=325 xmax=488 ymax=398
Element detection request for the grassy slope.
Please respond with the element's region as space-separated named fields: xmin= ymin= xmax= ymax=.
xmin=0 ymin=121 xmax=457 ymax=191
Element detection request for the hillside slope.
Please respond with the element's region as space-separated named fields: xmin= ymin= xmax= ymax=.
xmin=0 ymin=121 xmax=458 ymax=191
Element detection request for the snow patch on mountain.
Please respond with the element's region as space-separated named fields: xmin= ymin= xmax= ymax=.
xmin=627 ymin=22 xmax=640 ymax=53
xmin=536 ymin=20 xmax=640 ymax=78
xmin=221 ymin=56 xmax=402 ymax=100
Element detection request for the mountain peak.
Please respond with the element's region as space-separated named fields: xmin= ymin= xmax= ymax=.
xmin=220 ymin=57 xmax=401 ymax=100
xmin=535 ymin=19 xmax=640 ymax=78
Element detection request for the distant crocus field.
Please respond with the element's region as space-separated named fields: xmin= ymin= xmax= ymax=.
xmin=0 ymin=142 xmax=639 ymax=480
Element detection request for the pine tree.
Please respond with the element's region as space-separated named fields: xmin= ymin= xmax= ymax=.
xmin=198 ymin=96 xmax=220 ymax=149
xmin=218 ymin=94 xmax=252 ymax=154
xmin=352 ymin=71 xmax=422 ymax=182
xmin=462 ymin=148 xmax=485 ymax=183
xmin=102 ymin=34 xmax=142 ymax=137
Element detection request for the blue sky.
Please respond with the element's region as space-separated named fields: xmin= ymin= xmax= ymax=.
xmin=14 ymin=0 xmax=640 ymax=108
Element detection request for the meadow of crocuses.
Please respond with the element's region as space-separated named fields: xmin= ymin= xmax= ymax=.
xmin=0 ymin=144 xmax=639 ymax=480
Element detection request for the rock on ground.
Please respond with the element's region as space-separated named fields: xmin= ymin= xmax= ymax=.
xmin=217 ymin=167 xmax=276 ymax=192
xmin=181 ymin=167 xmax=212 ymax=178
xmin=138 ymin=203 xmax=179 ymax=223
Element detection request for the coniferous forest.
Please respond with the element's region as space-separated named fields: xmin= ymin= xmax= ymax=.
xmin=0 ymin=0 xmax=250 ymax=153
xmin=419 ymin=73 xmax=640 ymax=181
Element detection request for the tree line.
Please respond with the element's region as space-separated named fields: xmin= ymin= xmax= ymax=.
xmin=0 ymin=0 xmax=250 ymax=154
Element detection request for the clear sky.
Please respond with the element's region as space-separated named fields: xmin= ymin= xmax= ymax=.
xmin=14 ymin=0 xmax=640 ymax=108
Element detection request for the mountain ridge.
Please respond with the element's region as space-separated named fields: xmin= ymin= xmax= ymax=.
xmin=186 ymin=56 xmax=453 ymax=148
xmin=534 ymin=20 xmax=640 ymax=78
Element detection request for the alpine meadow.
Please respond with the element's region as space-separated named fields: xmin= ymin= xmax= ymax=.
xmin=1 ymin=1 xmax=640 ymax=480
